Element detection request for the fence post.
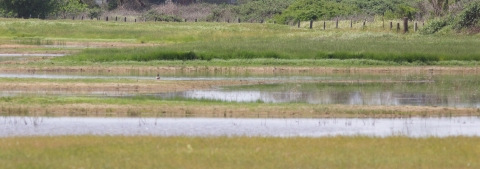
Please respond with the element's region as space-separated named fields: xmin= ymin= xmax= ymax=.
xmin=390 ymin=22 xmax=392 ymax=30
xmin=363 ymin=20 xmax=366 ymax=29
xmin=382 ymin=17 xmax=385 ymax=28
xmin=350 ymin=20 xmax=353 ymax=28
xmin=81 ymin=16 xmax=84 ymax=20
xmin=195 ymin=18 xmax=197 ymax=22
xmin=397 ymin=22 xmax=400 ymax=32
xmin=237 ymin=18 xmax=241 ymax=23
xmin=116 ymin=16 xmax=117 ymax=21
xmin=135 ymin=19 xmax=136 ymax=22
xmin=310 ymin=20 xmax=313 ymax=29
xmin=403 ymin=17 xmax=408 ymax=33
xmin=414 ymin=22 xmax=417 ymax=32
xmin=336 ymin=18 xmax=338 ymax=28
xmin=124 ymin=17 xmax=127 ymax=22
xmin=106 ymin=16 xmax=108 ymax=21
xmin=323 ymin=21 xmax=326 ymax=30
xmin=72 ymin=16 xmax=75 ymax=20
xmin=297 ymin=20 xmax=300 ymax=28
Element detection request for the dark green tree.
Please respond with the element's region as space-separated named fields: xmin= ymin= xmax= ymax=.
xmin=0 ymin=0 xmax=59 ymax=18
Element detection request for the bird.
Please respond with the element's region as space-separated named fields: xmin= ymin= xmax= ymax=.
xmin=156 ymin=74 xmax=160 ymax=80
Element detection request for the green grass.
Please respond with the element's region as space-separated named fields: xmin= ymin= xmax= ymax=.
xmin=0 ymin=136 xmax=478 ymax=169
xmin=1 ymin=18 xmax=480 ymax=66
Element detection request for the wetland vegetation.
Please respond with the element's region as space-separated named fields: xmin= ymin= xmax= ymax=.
xmin=1 ymin=0 xmax=480 ymax=168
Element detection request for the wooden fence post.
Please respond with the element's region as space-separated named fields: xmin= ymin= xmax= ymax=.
xmin=323 ymin=21 xmax=326 ymax=30
xmin=403 ymin=17 xmax=408 ymax=33
xmin=336 ymin=18 xmax=338 ymax=28
xmin=397 ymin=22 xmax=400 ymax=32
xmin=414 ymin=22 xmax=418 ymax=32
xmin=124 ymin=17 xmax=127 ymax=22
xmin=382 ymin=16 xmax=384 ymax=28
xmin=350 ymin=20 xmax=353 ymax=28
xmin=237 ymin=18 xmax=241 ymax=23
xmin=390 ymin=22 xmax=392 ymax=30
xmin=115 ymin=16 xmax=117 ymax=21
xmin=106 ymin=16 xmax=108 ymax=21
xmin=363 ymin=20 xmax=366 ymax=29
xmin=297 ymin=20 xmax=300 ymax=28
xmin=195 ymin=18 xmax=197 ymax=22
xmin=72 ymin=16 xmax=75 ymax=20
xmin=310 ymin=20 xmax=313 ymax=29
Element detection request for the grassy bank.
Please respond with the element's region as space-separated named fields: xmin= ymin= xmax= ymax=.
xmin=0 ymin=136 xmax=478 ymax=169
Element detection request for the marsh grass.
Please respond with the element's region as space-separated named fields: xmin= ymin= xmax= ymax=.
xmin=0 ymin=136 xmax=478 ymax=169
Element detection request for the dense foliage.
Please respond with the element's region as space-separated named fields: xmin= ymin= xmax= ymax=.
xmin=274 ymin=0 xmax=418 ymax=23
xmin=0 ymin=0 xmax=58 ymax=18
xmin=0 ymin=0 xmax=89 ymax=18
xmin=422 ymin=1 xmax=480 ymax=34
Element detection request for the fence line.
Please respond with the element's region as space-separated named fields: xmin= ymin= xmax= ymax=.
xmin=1 ymin=15 xmax=424 ymax=32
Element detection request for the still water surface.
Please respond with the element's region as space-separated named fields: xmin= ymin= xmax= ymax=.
xmin=1 ymin=117 xmax=479 ymax=137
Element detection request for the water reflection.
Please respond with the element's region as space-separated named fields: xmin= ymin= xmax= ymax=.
xmin=1 ymin=117 xmax=480 ymax=137
xmin=153 ymin=89 xmax=480 ymax=108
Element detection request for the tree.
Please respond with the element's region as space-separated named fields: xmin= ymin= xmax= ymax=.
xmin=0 ymin=0 xmax=58 ymax=18
xmin=56 ymin=0 xmax=88 ymax=18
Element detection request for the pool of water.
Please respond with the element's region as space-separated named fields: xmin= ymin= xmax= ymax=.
xmin=1 ymin=72 xmax=480 ymax=108
xmin=1 ymin=117 xmax=479 ymax=137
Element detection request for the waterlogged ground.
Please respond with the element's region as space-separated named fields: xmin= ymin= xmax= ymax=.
xmin=1 ymin=70 xmax=480 ymax=137
xmin=1 ymin=116 xmax=480 ymax=137
xmin=1 ymin=71 xmax=480 ymax=108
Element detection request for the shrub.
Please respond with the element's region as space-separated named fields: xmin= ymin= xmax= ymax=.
xmin=454 ymin=2 xmax=480 ymax=30
xmin=274 ymin=0 xmax=357 ymax=24
xmin=420 ymin=17 xmax=449 ymax=34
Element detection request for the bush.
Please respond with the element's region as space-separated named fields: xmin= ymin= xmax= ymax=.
xmin=0 ymin=0 xmax=58 ymax=18
xmin=142 ymin=10 xmax=183 ymax=22
xmin=454 ymin=2 xmax=480 ymax=30
xmin=274 ymin=0 xmax=357 ymax=24
xmin=420 ymin=17 xmax=449 ymax=34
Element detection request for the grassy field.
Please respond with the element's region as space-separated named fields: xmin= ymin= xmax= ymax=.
xmin=1 ymin=18 xmax=480 ymax=66
xmin=0 ymin=136 xmax=479 ymax=169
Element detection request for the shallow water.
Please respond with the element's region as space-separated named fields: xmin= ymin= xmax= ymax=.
xmin=1 ymin=117 xmax=479 ymax=137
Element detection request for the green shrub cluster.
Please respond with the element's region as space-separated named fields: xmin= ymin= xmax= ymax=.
xmin=142 ymin=10 xmax=183 ymax=22
xmin=422 ymin=2 xmax=480 ymax=34
xmin=454 ymin=1 xmax=480 ymax=30
xmin=274 ymin=0 xmax=357 ymax=24
xmin=274 ymin=0 xmax=418 ymax=24
xmin=231 ymin=0 xmax=295 ymax=22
